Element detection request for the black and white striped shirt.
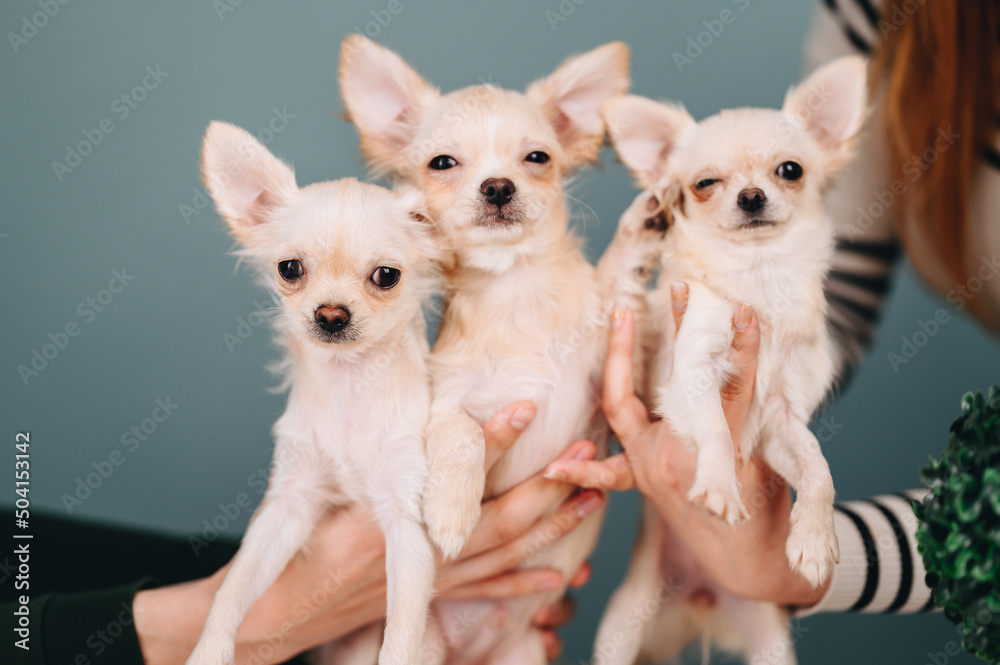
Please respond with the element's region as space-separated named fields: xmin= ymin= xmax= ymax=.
xmin=801 ymin=0 xmax=1000 ymax=614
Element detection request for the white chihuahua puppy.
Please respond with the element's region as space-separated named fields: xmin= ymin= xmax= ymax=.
xmin=594 ymin=56 xmax=868 ymax=664
xmin=187 ymin=122 xmax=440 ymax=665
xmin=340 ymin=37 xmax=631 ymax=664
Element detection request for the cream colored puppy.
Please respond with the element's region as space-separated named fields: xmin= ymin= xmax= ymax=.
xmin=340 ymin=37 xmax=631 ymax=664
xmin=187 ymin=123 xmax=440 ymax=665
xmin=593 ymin=56 xmax=868 ymax=664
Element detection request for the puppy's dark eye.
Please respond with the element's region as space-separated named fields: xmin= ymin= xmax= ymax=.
xmin=278 ymin=259 xmax=303 ymax=282
xmin=776 ymin=161 xmax=803 ymax=181
xmin=371 ymin=266 xmax=401 ymax=289
xmin=695 ymin=178 xmax=720 ymax=189
xmin=525 ymin=151 xmax=550 ymax=164
xmin=429 ymin=155 xmax=458 ymax=170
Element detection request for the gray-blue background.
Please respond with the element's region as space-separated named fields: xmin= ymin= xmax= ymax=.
xmin=2 ymin=1 xmax=997 ymax=663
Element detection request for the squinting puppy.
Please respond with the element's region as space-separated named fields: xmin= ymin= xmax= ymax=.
xmin=187 ymin=122 xmax=440 ymax=665
xmin=340 ymin=37 xmax=632 ymax=664
xmin=595 ymin=56 xmax=868 ymax=664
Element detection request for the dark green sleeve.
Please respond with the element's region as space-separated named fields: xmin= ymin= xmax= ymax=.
xmin=3 ymin=512 xmax=239 ymax=665
xmin=3 ymin=578 xmax=153 ymax=665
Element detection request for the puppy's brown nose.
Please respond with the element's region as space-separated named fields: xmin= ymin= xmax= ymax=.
xmin=480 ymin=178 xmax=515 ymax=208
xmin=737 ymin=188 xmax=766 ymax=213
xmin=315 ymin=305 xmax=351 ymax=334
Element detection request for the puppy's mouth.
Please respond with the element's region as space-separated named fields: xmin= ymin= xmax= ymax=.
xmin=309 ymin=324 xmax=362 ymax=345
xmin=739 ymin=217 xmax=778 ymax=230
xmin=476 ymin=207 xmax=524 ymax=227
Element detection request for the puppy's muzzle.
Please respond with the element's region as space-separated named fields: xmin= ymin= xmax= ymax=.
xmin=315 ymin=305 xmax=351 ymax=334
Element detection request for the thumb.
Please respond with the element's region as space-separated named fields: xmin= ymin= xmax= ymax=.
xmin=721 ymin=302 xmax=760 ymax=419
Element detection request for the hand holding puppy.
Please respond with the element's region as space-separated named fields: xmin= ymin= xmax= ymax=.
xmin=546 ymin=293 xmax=827 ymax=608
xmin=134 ymin=402 xmax=601 ymax=665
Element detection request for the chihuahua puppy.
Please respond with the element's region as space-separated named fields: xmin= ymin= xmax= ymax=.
xmin=594 ymin=56 xmax=868 ymax=664
xmin=187 ymin=122 xmax=440 ymax=665
xmin=340 ymin=37 xmax=630 ymax=664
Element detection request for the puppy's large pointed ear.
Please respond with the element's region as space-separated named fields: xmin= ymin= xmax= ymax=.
xmin=339 ymin=35 xmax=440 ymax=174
xmin=525 ymin=41 xmax=630 ymax=170
xmin=602 ymin=95 xmax=695 ymax=189
xmin=200 ymin=122 xmax=297 ymax=244
xmin=782 ymin=55 xmax=868 ymax=172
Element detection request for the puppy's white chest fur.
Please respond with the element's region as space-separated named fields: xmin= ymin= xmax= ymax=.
xmin=434 ymin=250 xmax=605 ymax=495
xmin=275 ymin=333 xmax=432 ymax=506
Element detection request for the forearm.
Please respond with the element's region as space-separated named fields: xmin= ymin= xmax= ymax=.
xmin=798 ymin=488 xmax=934 ymax=615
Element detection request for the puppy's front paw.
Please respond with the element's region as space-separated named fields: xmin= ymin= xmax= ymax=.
xmin=786 ymin=505 xmax=839 ymax=587
xmin=688 ymin=476 xmax=749 ymax=525
xmin=424 ymin=489 xmax=481 ymax=560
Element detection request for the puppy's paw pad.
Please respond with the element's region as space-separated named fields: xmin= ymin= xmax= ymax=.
xmin=786 ymin=514 xmax=839 ymax=587
xmin=688 ymin=481 xmax=748 ymax=525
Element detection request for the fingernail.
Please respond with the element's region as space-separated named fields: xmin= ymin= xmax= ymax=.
xmin=670 ymin=282 xmax=687 ymax=312
xmin=510 ymin=404 xmax=535 ymax=430
xmin=735 ymin=302 xmax=752 ymax=330
xmin=543 ymin=465 xmax=567 ymax=481
xmin=573 ymin=492 xmax=603 ymax=518
xmin=611 ymin=306 xmax=625 ymax=330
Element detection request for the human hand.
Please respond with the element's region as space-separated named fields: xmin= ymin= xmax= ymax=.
xmin=134 ymin=402 xmax=603 ymax=664
xmin=543 ymin=284 xmax=828 ymax=607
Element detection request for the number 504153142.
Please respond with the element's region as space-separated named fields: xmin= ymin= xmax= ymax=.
xmin=15 ymin=433 xmax=29 ymax=528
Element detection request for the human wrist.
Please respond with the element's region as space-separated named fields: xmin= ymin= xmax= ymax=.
xmin=133 ymin=576 xmax=214 ymax=665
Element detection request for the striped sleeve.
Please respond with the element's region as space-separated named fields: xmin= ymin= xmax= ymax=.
xmin=802 ymin=0 xmax=904 ymax=384
xmin=796 ymin=489 xmax=936 ymax=615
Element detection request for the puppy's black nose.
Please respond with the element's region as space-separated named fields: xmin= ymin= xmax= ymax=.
xmin=480 ymin=178 xmax=515 ymax=208
xmin=315 ymin=305 xmax=351 ymax=333
xmin=737 ymin=188 xmax=766 ymax=213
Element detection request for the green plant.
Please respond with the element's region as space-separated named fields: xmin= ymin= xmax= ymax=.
xmin=916 ymin=385 xmax=1000 ymax=664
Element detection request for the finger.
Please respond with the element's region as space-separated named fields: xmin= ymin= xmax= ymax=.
xmin=603 ymin=307 xmax=652 ymax=443
xmin=543 ymin=629 xmax=563 ymax=661
xmin=721 ymin=304 xmax=760 ymax=463
xmin=462 ymin=441 xmax=597 ymax=558
xmin=670 ymin=281 xmax=688 ymax=332
xmin=568 ymin=561 xmax=591 ymax=588
xmin=437 ymin=491 xmax=605 ymax=593
xmin=720 ymin=304 xmax=760 ymax=411
xmin=533 ymin=593 xmax=575 ymax=628
xmin=437 ymin=568 xmax=563 ymax=600
xmin=483 ymin=400 xmax=537 ymax=472
xmin=544 ymin=454 xmax=634 ymax=491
